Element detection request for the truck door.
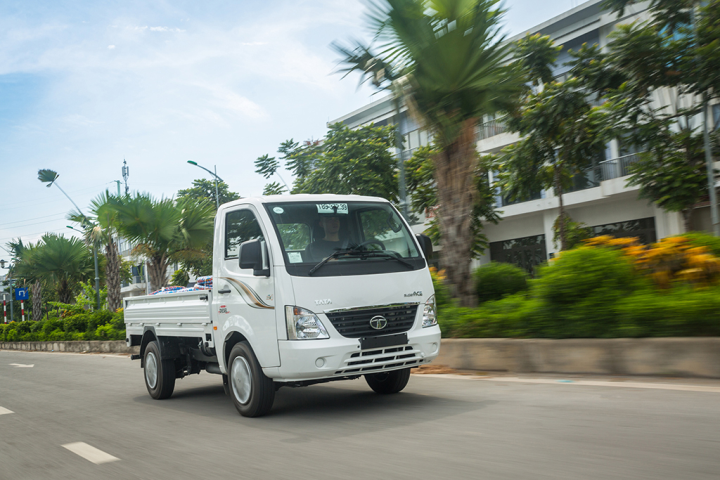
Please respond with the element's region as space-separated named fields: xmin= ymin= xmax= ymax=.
xmin=215 ymin=206 xmax=279 ymax=371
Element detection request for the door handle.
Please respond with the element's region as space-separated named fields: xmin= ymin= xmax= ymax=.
xmin=218 ymin=288 xmax=231 ymax=294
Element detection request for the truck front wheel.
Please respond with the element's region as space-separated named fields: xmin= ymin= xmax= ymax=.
xmin=365 ymin=368 xmax=411 ymax=394
xmin=144 ymin=341 xmax=176 ymax=399
xmin=228 ymin=342 xmax=275 ymax=417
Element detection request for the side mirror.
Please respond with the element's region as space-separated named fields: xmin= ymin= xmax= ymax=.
xmin=239 ymin=239 xmax=270 ymax=277
xmin=415 ymin=234 xmax=433 ymax=259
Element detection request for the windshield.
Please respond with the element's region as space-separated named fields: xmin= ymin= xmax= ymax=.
xmin=264 ymin=201 xmax=426 ymax=277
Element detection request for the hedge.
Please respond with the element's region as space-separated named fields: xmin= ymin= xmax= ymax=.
xmin=0 ymin=309 xmax=125 ymax=342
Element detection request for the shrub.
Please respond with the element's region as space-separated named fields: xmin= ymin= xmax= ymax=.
xmin=43 ymin=319 xmax=64 ymax=336
xmin=48 ymin=329 xmax=67 ymax=341
xmin=6 ymin=329 xmax=18 ymax=342
xmin=63 ymin=314 xmax=87 ymax=333
xmin=473 ymin=262 xmax=529 ymax=304
xmin=88 ymin=310 xmax=113 ymax=332
xmin=531 ymin=246 xmax=642 ymax=337
xmin=95 ymin=324 xmax=121 ymax=340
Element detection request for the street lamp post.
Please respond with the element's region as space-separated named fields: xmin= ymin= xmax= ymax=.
xmin=38 ymin=169 xmax=102 ymax=311
xmin=68 ymin=226 xmax=101 ymax=311
xmin=187 ymin=161 xmax=225 ymax=209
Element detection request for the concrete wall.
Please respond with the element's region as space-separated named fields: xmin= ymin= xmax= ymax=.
xmin=434 ymin=338 xmax=720 ymax=378
xmin=3 ymin=338 xmax=720 ymax=379
xmin=0 ymin=341 xmax=138 ymax=354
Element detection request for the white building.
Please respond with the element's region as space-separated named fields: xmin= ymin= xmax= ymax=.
xmin=331 ymin=0 xmax=719 ymax=275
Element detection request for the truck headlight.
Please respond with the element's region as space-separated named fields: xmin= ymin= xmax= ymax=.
xmin=422 ymin=295 xmax=437 ymax=328
xmin=285 ymin=306 xmax=330 ymax=340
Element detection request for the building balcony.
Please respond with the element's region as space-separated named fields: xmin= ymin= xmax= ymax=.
xmin=477 ymin=119 xmax=507 ymax=141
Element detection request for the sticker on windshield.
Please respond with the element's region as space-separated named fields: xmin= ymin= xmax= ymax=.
xmin=316 ymin=203 xmax=348 ymax=215
xmin=273 ymin=207 xmax=284 ymax=214
xmin=287 ymin=252 xmax=303 ymax=263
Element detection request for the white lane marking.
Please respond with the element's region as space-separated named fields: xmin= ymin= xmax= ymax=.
xmin=477 ymin=376 xmax=720 ymax=393
xmin=62 ymin=442 xmax=119 ymax=465
xmin=0 ymin=407 xmax=14 ymax=415
xmin=9 ymin=363 xmax=34 ymax=368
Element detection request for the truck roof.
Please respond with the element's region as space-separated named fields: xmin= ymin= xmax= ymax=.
xmin=218 ymin=194 xmax=391 ymax=211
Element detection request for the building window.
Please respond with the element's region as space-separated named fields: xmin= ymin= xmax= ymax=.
xmin=590 ymin=217 xmax=656 ymax=244
xmin=489 ymin=234 xmax=547 ymax=277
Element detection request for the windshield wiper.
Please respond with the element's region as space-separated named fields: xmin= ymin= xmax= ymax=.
xmin=357 ymin=251 xmax=415 ymax=269
xmin=307 ymin=248 xmax=414 ymax=276
xmin=307 ymin=249 xmax=354 ymax=276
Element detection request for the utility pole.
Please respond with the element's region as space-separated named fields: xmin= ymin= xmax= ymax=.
xmin=122 ymin=160 xmax=130 ymax=196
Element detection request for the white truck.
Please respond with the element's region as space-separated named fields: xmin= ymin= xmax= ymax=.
xmin=124 ymin=194 xmax=441 ymax=417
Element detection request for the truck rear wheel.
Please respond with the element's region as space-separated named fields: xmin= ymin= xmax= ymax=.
xmin=144 ymin=341 xmax=176 ymax=399
xmin=365 ymin=368 xmax=411 ymax=394
xmin=228 ymin=342 xmax=275 ymax=417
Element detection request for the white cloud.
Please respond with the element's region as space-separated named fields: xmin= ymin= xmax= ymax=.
xmin=107 ymin=44 xmax=115 ymax=49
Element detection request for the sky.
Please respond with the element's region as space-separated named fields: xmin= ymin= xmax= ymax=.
xmin=0 ymin=0 xmax=581 ymax=271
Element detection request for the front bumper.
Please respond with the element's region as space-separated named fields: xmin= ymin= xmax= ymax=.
xmin=267 ymin=325 xmax=441 ymax=382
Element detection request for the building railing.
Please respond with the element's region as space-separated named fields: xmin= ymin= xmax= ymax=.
xmin=598 ymin=153 xmax=641 ymax=181
xmin=477 ymin=119 xmax=507 ymax=141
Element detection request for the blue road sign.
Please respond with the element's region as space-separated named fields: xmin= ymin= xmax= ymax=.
xmin=15 ymin=288 xmax=28 ymax=301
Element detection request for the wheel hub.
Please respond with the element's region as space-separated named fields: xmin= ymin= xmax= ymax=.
xmin=231 ymin=356 xmax=252 ymax=404
xmin=145 ymin=351 xmax=158 ymax=389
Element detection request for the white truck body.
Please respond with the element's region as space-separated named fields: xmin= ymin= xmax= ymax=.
xmin=125 ymin=194 xmax=441 ymax=416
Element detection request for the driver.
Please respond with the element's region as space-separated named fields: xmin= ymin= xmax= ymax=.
xmin=305 ymin=215 xmax=346 ymax=260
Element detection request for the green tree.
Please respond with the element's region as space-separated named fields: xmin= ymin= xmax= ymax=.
xmin=578 ymin=0 xmax=720 ymax=231
xmin=334 ymin=0 xmax=524 ymax=305
xmin=496 ymin=34 xmax=606 ymax=251
xmin=109 ymin=193 xmax=215 ymax=290
xmin=256 ymin=123 xmax=399 ymax=200
xmin=177 ymin=179 xmax=241 ymax=208
xmin=6 ymin=239 xmax=44 ymax=320
xmin=69 ymin=191 xmax=126 ymax=311
xmin=13 ymin=234 xmax=96 ymax=304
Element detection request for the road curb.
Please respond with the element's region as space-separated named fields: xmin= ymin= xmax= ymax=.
xmin=435 ymin=338 xmax=720 ymax=379
xmin=0 ymin=340 xmax=139 ymax=354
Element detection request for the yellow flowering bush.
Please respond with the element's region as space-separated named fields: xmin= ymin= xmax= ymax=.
xmin=583 ymin=235 xmax=720 ymax=288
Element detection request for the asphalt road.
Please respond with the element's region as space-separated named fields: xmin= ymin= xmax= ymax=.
xmin=1 ymin=350 xmax=720 ymax=480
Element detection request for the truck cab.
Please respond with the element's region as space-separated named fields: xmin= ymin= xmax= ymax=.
xmin=125 ymin=194 xmax=441 ymax=417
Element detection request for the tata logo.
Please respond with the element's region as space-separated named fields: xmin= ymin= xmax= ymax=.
xmin=369 ymin=316 xmax=388 ymax=330
xmin=404 ymin=291 xmax=423 ymax=297
xmin=315 ymin=299 xmax=332 ymax=306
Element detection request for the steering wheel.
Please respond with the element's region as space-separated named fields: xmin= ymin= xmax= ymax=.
xmin=355 ymin=239 xmax=385 ymax=251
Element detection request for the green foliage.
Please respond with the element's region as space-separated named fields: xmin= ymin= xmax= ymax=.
xmin=74 ymin=280 xmax=108 ymax=310
xmin=177 ymin=179 xmax=240 ymax=209
xmin=259 ymin=123 xmax=399 ymax=201
xmin=0 ymin=307 xmax=125 ymax=342
xmin=170 ymin=269 xmax=190 ymax=287
xmin=581 ymin=0 xmax=720 ymax=230
xmin=683 ymin=231 xmax=720 ymax=257
xmin=552 ymin=213 xmax=592 ymax=250
xmin=513 ymin=33 xmax=561 ymax=87
xmin=110 ymin=193 xmax=215 ymax=289
xmin=473 ymin=262 xmax=528 ymax=304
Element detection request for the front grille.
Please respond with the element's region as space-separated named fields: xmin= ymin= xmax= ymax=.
xmin=334 ymin=345 xmax=425 ymax=375
xmin=324 ymin=304 xmax=419 ymax=338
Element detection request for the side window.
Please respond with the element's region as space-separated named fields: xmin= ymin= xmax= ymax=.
xmin=225 ymin=209 xmax=264 ymax=259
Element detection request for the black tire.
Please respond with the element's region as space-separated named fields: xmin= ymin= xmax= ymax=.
xmin=365 ymin=368 xmax=411 ymax=394
xmin=144 ymin=341 xmax=176 ymax=400
xmin=227 ymin=342 xmax=275 ymax=417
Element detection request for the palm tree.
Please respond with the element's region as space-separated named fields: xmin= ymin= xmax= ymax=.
xmin=69 ymin=191 xmax=124 ymax=311
xmin=16 ymin=234 xmax=95 ymax=304
xmin=335 ymin=0 xmax=524 ymax=305
xmin=6 ymin=239 xmax=44 ymax=320
xmin=109 ymin=193 xmax=215 ymax=291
